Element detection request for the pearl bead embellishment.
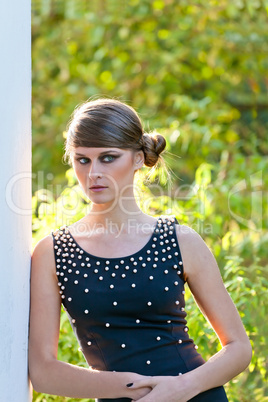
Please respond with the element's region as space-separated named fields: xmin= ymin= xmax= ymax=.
xmin=52 ymin=216 xmax=192 ymax=373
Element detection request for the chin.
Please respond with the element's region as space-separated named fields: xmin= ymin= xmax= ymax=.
xmin=85 ymin=192 xmax=115 ymax=204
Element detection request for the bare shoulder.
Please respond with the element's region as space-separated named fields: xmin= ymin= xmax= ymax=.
xmin=174 ymin=223 xmax=220 ymax=282
xmin=32 ymin=233 xmax=54 ymax=258
xmin=174 ymin=223 xmax=202 ymax=245
xmin=31 ymin=232 xmax=57 ymax=276
xmin=174 ymin=223 xmax=206 ymax=257
xmin=30 ymin=232 xmax=61 ymax=326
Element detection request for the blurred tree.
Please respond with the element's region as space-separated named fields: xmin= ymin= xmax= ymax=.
xmin=32 ymin=0 xmax=267 ymax=191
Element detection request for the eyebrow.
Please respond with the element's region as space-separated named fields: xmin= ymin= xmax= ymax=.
xmin=74 ymin=150 xmax=121 ymax=157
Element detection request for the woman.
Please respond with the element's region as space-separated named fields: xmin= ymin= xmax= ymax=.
xmin=29 ymin=98 xmax=252 ymax=401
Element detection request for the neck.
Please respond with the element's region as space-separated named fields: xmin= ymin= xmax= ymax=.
xmin=87 ymin=199 xmax=144 ymax=228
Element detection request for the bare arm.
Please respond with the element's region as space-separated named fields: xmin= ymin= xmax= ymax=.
xmin=28 ymin=234 xmax=149 ymax=399
xmin=176 ymin=225 xmax=252 ymax=394
xmin=129 ymin=225 xmax=252 ymax=401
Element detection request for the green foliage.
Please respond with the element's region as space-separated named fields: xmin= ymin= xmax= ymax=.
xmin=31 ymin=1 xmax=267 ymax=401
xmin=32 ymin=0 xmax=267 ymax=190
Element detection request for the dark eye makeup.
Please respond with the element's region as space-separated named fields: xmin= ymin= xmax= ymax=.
xmin=75 ymin=154 xmax=120 ymax=165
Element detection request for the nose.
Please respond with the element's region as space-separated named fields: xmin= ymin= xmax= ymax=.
xmin=87 ymin=160 xmax=102 ymax=180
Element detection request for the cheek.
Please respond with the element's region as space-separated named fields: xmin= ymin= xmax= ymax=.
xmin=73 ymin=165 xmax=88 ymax=184
xmin=112 ymin=161 xmax=134 ymax=181
xmin=73 ymin=164 xmax=81 ymax=179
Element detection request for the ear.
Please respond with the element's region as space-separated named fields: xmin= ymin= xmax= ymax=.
xmin=134 ymin=150 xmax=144 ymax=170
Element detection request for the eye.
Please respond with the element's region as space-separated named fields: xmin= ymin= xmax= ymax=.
xmin=75 ymin=155 xmax=119 ymax=165
xmin=102 ymin=155 xmax=117 ymax=163
xmin=76 ymin=157 xmax=89 ymax=164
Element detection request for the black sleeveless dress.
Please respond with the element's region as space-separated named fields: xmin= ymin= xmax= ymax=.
xmin=52 ymin=215 xmax=228 ymax=401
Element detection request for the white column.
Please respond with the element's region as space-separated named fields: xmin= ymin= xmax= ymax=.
xmin=0 ymin=0 xmax=32 ymax=401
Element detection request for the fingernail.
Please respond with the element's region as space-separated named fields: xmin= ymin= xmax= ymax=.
xmin=126 ymin=382 xmax=133 ymax=387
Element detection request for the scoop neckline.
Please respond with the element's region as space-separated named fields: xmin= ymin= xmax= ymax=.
xmin=64 ymin=215 xmax=162 ymax=261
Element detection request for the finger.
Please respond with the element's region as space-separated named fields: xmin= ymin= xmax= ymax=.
xmin=126 ymin=377 xmax=155 ymax=389
xmin=131 ymin=387 xmax=161 ymax=402
xmin=131 ymin=394 xmax=152 ymax=402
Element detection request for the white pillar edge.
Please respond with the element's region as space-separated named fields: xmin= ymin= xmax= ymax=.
xmin=0 ymin=0 xmax=32 ymax=400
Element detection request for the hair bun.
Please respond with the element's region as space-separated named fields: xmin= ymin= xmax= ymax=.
xmin=142 ymin=132 xmax=166 ymax=167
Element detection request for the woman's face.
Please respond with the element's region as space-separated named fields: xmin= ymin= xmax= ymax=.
xmin=71 ymin=147 xmax=144 ymax=205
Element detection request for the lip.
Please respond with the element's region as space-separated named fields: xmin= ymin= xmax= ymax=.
xmin=89 ymin=186 xmax=108 ymax=192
